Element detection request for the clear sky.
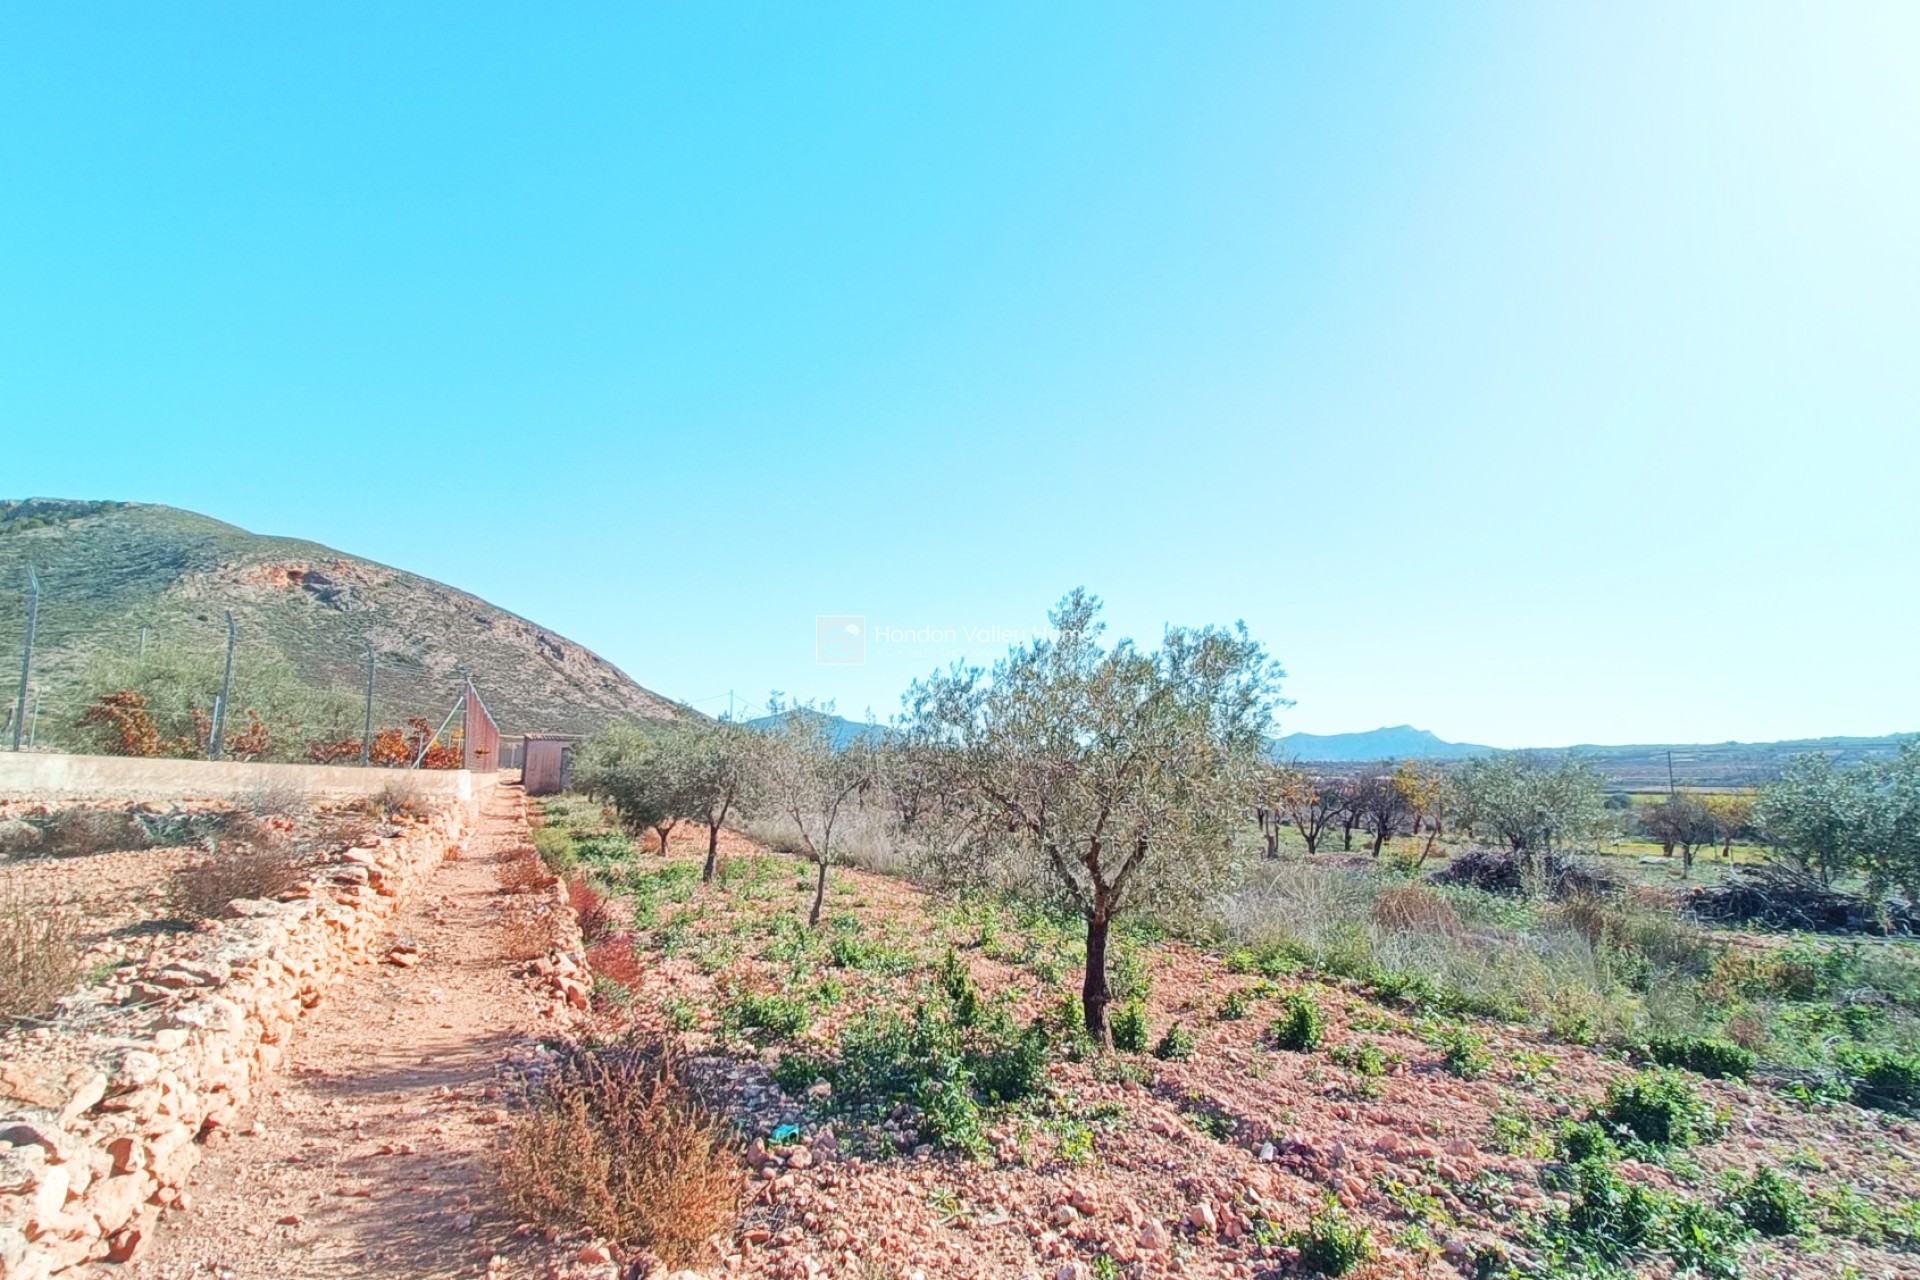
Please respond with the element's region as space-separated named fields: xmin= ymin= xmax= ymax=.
xmin=4 ymin=3 xmax=1916 ymax=747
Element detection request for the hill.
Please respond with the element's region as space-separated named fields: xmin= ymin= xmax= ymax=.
xmin=1272 ymin=724 xmax=1494 ymax=762
xmin=0 ymin=498 xmax=680 ymax=743
xmin=744 ymin=709 xmax=886 ymax=751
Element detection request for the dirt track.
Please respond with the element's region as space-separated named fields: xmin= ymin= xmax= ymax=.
xmin=130 ymin=781 xmax=564 ymax=1280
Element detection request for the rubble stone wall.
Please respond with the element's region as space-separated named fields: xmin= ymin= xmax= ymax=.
xmin=0 ymin=804 xmax=471 ymax=1278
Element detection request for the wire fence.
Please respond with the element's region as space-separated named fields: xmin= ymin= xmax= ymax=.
xmin=2 ymin=564 xmax=500 ymax=773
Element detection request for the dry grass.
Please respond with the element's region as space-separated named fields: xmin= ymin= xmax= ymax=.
xmin=0 ymin=875 xmax=83 ymax=1022
xmin=567 ymin=877 xmax=617 ymax=943
xmin=496 ymin=845 xmax=555 ymax=895
xmin=585 ymin=934 xmax=645 ymax=987
xmin=170 ymin=843 xmax=307 ymax=919
xmin=1372 ymin=883 xmax=1463 ymax=935
xmin=14 ymin=807 xmax=154 ymax=859
xmin=497 ymin=1034 xmax=740 ymax=1268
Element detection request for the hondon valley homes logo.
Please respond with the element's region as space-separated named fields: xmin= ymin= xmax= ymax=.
xmin=815 ymin=615 xmax=865 ymax=664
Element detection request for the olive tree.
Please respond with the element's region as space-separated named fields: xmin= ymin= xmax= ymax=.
xmin=571 ymin=722 xmax=676 ymax=848
xmin=1759 ymin=745 xmax=1920 ymax=905
xmin=669 ymin=718 xmax=762 ymax=883
xmin=1454 ymin=751 xmax=1609 ymax=856
xmin=760 ymin=699 xmax=876 ymax=926
xmin=906 ymin=590 xmax=1282 ymax=1043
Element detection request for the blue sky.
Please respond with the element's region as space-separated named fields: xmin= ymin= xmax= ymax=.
xmin=4 ymin=3 xmax=1916 ymax=747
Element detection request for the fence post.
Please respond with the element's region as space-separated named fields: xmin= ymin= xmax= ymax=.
xmin=208 ymin=610 xmax=236 ymax=760
xmin=11 ymin=566 xmax=38 ymax=752
xmin=361 ymin=642 xmax=376 ymax=765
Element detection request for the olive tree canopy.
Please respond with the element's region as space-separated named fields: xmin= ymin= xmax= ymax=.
xmin=906 ymin=589 xmax=1283 ymax=1042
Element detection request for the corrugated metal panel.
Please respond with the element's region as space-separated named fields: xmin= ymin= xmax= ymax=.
xmin=463 ymin=678 xmax=501 ymax=773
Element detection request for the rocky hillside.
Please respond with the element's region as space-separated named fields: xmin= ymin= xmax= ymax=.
xmin=0 ymin=498 xmax=680 ymax=741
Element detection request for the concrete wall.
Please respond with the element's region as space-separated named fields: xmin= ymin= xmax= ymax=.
xmin=0 ymin=752 xmax=507 ymax=805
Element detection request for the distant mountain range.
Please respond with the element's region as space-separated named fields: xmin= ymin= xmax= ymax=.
xmin=743 ymin=712 xmax=1913 ymax=790
xmin=1273 ymin=725 xmax=1493 ymax=761
xmin=0 ymin=498 xmax=682 ymax=741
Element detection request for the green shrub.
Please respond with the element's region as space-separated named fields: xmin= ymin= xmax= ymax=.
xmin=1647 ymin=1035 xmax=1755 ymax=1080
xmin=1555 ymin=1120 xmax=1618 ymax=1165
xmin=1662 ymin=1198 xmax=1747 ymax=1280
xmin=1597 ymin=1070 xmax=1711 ymax=1149
xmin=1290 ymin=1198 xmax=1375 ymax=1276
xmin=1371 ymin=967 xmax=1437 ymax=1008
xmin=915 ymin=1074 xmax=986 ymax=1154
xmin=938 ymin=948 xmax=981 ymax=1027
xmin=1437 ymin=1026 xmax=1491 ymax=1079
xmin=1109 ymin=1001 xmax=1149 ymax=1052
xmin=1271 ymin=992 xmax=1324 ymax=1052
xmin=1843 ymin=1047 xmax=1920 ymax=1116
xmin=722 ymin=989 xmax=811 ymax=1042
xmin=1723 ymin=1166 xmax=1810 ymax=1237
xmin=1153 ymin=1023 xmax=1197 ymax=1061
xmin=1330 ymin=1038 xmax=1389 ymax=1077
xmin=1562 ymin=1157 xmax=1664 ymax=1261
xmin=1218 ymin=989 xmax=1252 ymax=1021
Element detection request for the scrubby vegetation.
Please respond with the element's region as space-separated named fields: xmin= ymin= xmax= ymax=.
xmin=496 ymin=1034 xmax=740 ymax=1268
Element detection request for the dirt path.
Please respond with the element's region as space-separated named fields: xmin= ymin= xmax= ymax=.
xmin=130 ymin=782 xmax=565 ymax=1280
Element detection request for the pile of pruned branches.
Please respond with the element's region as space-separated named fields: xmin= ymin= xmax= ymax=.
xmin=1688 ymin=862 xmax=1917 ymax=935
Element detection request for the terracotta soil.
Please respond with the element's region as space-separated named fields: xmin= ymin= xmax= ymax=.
xmin=127 ymin=782 xmax=578 ymax=1280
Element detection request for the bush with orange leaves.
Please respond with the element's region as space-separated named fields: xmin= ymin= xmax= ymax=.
xmin=567 ymin=877 xmax=618 ymax=943
xmin=304 ymin=717 xmax=464 ymax=769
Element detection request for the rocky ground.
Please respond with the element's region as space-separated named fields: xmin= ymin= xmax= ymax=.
xmin=584 ymin=832 xmax=1920 ymax=1280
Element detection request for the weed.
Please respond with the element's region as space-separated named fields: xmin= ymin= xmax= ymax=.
xmin=1109 ymin=1000 xmax=1149 ymax=1052
xmin=1841 ymin=1046 xmax=1920 ymax=1116
xmin=1596 ymin=1070 xmax=1711 ymax=1150
xmin=1153 ymin=1023 xmax=1197 ymax=1061
xmin=1218 ymin=989 xmax=1252 ymax=1021
xmin=938 ymin=947 xmax=981 ymax=1027
xmin=722 ymin=988 xmax=811 ymax=1042
xmin=567 ymin=877 xmax=618 ymax=942
xmin=0 ymin=876 xmax=82 ymax=1022
xmin=1436 ymin=1026 xmax=1491 ymax=1079
xmin=1722 ymin=1165 xmax=1810 ymax=1237
xmin=1290 ymin=1197 xmax=1375 ymax=1276
xmin=584 ymin=934 xmax=644 ymax=987
xmin=1646 ymin=1034 xmax=1755 ymax=1080
xmin=495 ymin=1033 xmax=739 ymax=1268
xmin=1330 ymin=1038 xmax=1390 ymax=1078
xmin=170 ymin=842 xmax=305 ymax=920
xmin=1269 ymin=991 xmax=1323 ymax=1052
xmin=496 ymin=845 xmax=554 ymax=894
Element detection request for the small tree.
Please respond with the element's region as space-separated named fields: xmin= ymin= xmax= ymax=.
xmin=1640 ymin=795 xmax=1718 ymax=877
xmin=671 ymin=719 xmax=760 ymax=883
xmin=1756 ymin=754 xmax=1859 ymax=886
xmin=1263 ymin=763 xmax=1344 ymax=855
xmin=572 ymin=723 xmax=675 ymax=846
xmin=1356 ymin=765 xmax=1408 ymax=858
xmin=760 ymin=699 xmax=875 ymax=927
xmin=1700 ymin=793 xmax=1756 ymax=861
xmin=1454 ymin=751 xmax=1609 ymax=859
xmin=1393 ymin=760 xmax=1448 ymax=863
xmin=908 ymin=590 xmax=1282 ymax=1042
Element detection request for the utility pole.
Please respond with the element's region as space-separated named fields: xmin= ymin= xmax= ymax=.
xmin=1667 ymin=750 xmax=1677 ymax=799
xmin=361 ymin=642 xmax=377 ymax=765
xmin=139 ymin=624 xmax=150 ymax=658
xmin=209 ymin=610 xmax=237 ymax=760
xmin=27 ymin=689 xmax=40 ymax=750
xmin=11 ymin=566 xmax=38 ymax=752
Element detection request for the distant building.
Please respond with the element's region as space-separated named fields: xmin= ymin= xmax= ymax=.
xmin=521 ymin=735 xmax=578 ymax=796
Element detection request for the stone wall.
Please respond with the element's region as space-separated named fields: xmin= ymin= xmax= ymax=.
xmin=0 ymin=802 xmax=471 ymax=1277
